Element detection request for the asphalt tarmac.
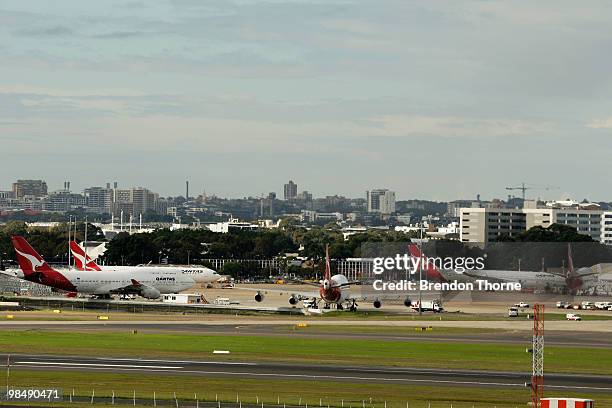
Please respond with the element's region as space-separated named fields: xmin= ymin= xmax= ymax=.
xmin=1 ymin=321 xmax=612 ymax=348
xmin=2 ymin=353 xmax=611 ymax=392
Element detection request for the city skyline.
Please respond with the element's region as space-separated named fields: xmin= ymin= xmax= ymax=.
xmin=0 ymin=177 xmax=594 ymax=203
xmin=2 ymin=1 xmax=612 ymax=200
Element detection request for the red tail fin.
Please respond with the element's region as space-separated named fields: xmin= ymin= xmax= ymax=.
xmin=70 ymin=241 xmax=101 ymax=271
xmin=324 ymin=244 xmax=331 ymax=280
xmin=11 ymin=236 xmax=55 ymax=275
xmin=408 ymin=244 xmax=447 ymax=283
xmin=567 ymin=243 xmax=575 ymax=277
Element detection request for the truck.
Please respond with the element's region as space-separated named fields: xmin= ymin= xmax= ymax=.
xmin=566 ymin=313 xmax=582 ymax=321
xmin=410 ymin=300 xmax=444 ymax=313
xmin=508 ymin=307 xmax=519 ymax=317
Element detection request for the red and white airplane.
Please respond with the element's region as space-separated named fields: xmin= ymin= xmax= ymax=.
xmin=11 ymin=236 xmax=195 ymax=299
xmin=69 ymin=241 xmax=221 ymax=284
xmin=252 ymin=245 xmax=363 ymax=310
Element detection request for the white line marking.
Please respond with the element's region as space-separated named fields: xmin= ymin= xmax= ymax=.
xmin=15 ymin=362 xmax=182 ymax=369
xmin=93 ymin=357 xmax=256 ymax=366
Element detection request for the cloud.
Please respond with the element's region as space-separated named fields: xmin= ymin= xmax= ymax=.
xmin=15 ymin=25 xmax=74 ymax=37
xmin=368 ymin=115 xmax=557 ymax=138
xmin=586 ymin=118 xmax=612 ymax=129
xmin=89 ymin=30 xmax=145 ymax=39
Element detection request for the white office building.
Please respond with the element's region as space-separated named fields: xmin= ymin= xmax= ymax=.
xmin=366 ymin=189 xmax=396 ymax=214
xmin=460 ymin=207 xmax=603 ymax=243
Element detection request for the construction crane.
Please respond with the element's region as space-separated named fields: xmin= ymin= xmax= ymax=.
xmin=505 ymin=182 xmax=560 ymax=201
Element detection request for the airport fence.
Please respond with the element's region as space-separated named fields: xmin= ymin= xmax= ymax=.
xmin=2 ymin=388 xmax=530 ymax=408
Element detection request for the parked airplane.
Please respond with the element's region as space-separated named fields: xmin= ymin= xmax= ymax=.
xmin=251 ymin=245 xmax=365 ymax=310
xmin=463 ymin=244 xmax=598 ymax=294
xmin=11 ymin=236 xmax=195 ymax=299
xmin=69 ymin=241 xmax=221 ymax=284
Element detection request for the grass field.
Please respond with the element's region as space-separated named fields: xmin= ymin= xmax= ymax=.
xmin=1 ymin=330 xmax=612 ymax=375
xmin=6 ymin=369 xmax=612 ymax=408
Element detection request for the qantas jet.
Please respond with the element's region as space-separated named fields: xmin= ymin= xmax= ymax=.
xmin=11 ymin=236 xmax=195 ymax=299
xmin=69 ymin=241 xmax=221 ymax=284
xmin=250 ymin=245 xmax=364 ymax=310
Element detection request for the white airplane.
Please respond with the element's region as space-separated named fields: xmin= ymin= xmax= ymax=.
xmin=69 ymin=241 xmax=221 ymax=284
xmin=463 ymin=244 xmax=599 ymax=294
xmin=11 ymin=236 xmax=195 ymax=299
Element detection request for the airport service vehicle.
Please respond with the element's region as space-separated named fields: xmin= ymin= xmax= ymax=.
xmin=70 ymin=241 xmax=220 ymax=284
xmin=11 ymin=236 xmax=195 ymax=299
xmin=408 ymin=300 xmax=444 ymax=313
xmin=514 ymin=301 xmax=530 ymax=308
xmin=556 ymin=301 xmax=571 ymax=308
xmin=566 ymin=313 xmax=582 ymax=321
xmin=508 ymin=307 xmax=519 ymax=317
xmin=595 ymin=301 xmax=612 ymax=310
xmin=581 ymin=301 xmax=595 ymax=310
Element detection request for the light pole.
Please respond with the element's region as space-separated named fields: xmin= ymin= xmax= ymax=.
xmin=418 ymin=224 xmax=423 ymax=316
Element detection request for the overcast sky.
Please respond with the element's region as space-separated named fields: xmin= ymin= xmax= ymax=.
xmin=1 ymin=0 xmax=611 ymax=201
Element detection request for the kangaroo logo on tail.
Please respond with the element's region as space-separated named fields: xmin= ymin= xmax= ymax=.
xmin=11 ymin=236 xmax=54 ymax=275
xmin=70 ymin=241 xmax=102 ymax=271
xmin=14 ymin=248 xmax=45 ymax=271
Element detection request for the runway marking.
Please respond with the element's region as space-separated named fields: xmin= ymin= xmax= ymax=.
xmin=11 ymin=364 xmax=612 ymax=391
xmin=15 ymin=362 xmax=182 ymax=369
xmin=94 ymin=357 xmax=256 ymax=366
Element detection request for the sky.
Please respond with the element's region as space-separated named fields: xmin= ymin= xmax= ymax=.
xmin=1 ymin=0 xmax=612 ymax=201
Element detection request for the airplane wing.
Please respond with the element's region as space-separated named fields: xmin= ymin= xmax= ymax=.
xmin=235 ymin=286 xmax=320 ymax=299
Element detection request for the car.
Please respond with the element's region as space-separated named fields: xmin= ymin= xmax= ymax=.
xmin=514 ymin=302 xmax=529 ymax=308
xmin=581 ymin=301 xmax=595 ymax=310
xmin=595 ymin=301 xmax=612 ymax=310
xmin=508 ymin=307 xmax=519 ymax=317
xmin=556 ymin=301 xmax=570 ymax=309
xmin=566 ymin=313 xmax=582 ymax=321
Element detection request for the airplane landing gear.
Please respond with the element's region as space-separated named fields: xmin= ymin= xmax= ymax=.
xmin=349 ymin=299 xmax=358 ymax=312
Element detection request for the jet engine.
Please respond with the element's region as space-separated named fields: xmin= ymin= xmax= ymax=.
xmin=255 ymin=291 xmax=265 ymax=302
xmin=289 ymin=295 xmax=299 ymax=305
xmin=140 ymin=287 xmax=161 ymax=299
xmin=373 ymin=299 xmax=382 ymax=309
xmin=404 ymin=297 xmax=412 ymax=307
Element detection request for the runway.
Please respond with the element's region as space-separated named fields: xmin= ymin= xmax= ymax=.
xmin=2 ymin=353 xmax=611 ymax=392
xmin=2 ymin=321 xmax=612 ymax=348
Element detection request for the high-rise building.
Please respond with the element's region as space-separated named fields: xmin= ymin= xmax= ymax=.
xmin=366 ymin=189 xmax=396 ymax=214
xmin=84 ymin=186 xmax=113 ymax=214
xmin=283 ymin=180 xmax=297 ymax=201
xmin=45 ymin=190 xmax=86 ymax=212
xmin=110 ymin=186 xmax=160 ymax=216
xmin=12 ymin=179 xmax=48 ymax=198
xmin=297 ymin=190 xmax=313 ymax=202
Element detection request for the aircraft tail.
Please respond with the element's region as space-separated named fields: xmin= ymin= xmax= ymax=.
xmin=324 ymin=244 xmax=331 ymax=281
xmin=408 ymin=244 xmax=448 ymax=283
xmin=70 ymin=241 xmax=102 ymax=271
xmin=567 ymin=243 xmax=575 ymax=277
xmin=11 ymin=236 xmax=55 ymax=276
